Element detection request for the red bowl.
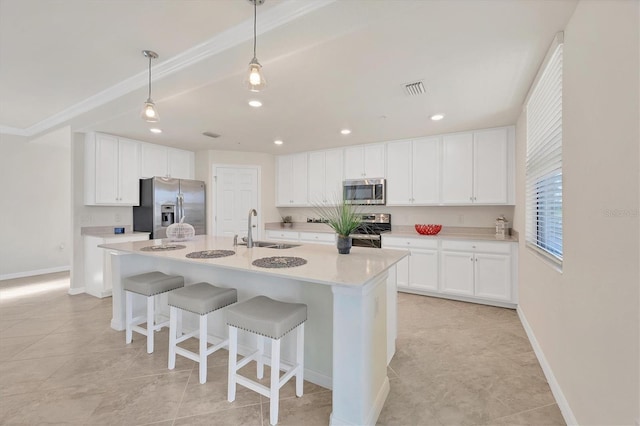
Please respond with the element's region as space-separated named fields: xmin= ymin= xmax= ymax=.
xmin=415 ymin=224 xmax=442 ymax=235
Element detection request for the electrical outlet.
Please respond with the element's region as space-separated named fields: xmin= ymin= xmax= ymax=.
xmin=458 ymin=214 xmax=465 ymax=224
xmin=114 ymin=213 xmax=121 ymax=223
xmin=80 ymin=214 xmax=91 ymax=225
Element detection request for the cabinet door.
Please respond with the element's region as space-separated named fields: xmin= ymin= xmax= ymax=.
xmin=364 ymin=144 xmax=385 ymax=178
xmin=344 ymin=146 xmax=364 ymax=179
xmin=140 ymin=143 xmax=168 ymax=178
xmin=117 ymin=138 xmax=140 ymax=205
xmin=440 ymin=250 xmax=474 ymax=296
xmin=291 ymin=153 xmax=308 ymax=205
xmin=308 ymin=151 xmax=326 ymax=205
xmin=412 ymin=137 xmax=440 ymax=204
xmin=409 ymin=248 xmax=438 ymax=291
xmin=168 ymin=148 xmax=194 ymax=179
xmin=474 ymin=253 xmax=511 ymax=301
xmin=473 ymin=128 xmax=508 ymax=204
xmin=395 ymin=255 xmax=409 ymax=288
xmin=324 ymin=148 xmax=344 ymax=204
xmin=386 ymin=141 xmax=412 ymax=205
xmin=276 ymin=156 xmax=293 ymax=206
xmin=441 ymin=133 xmax=473 ymax=204
xmin=94 ymin=134 xmax=119 ymax=203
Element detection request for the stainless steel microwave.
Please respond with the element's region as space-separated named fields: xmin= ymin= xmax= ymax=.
xmin=343 ymin=178 xmax=386 ymax=205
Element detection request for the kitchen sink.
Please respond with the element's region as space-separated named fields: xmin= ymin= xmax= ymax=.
xmin=239 ymin=241 xmax=300 ymax=249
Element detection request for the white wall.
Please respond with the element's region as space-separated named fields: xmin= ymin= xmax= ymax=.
xmin=514 ymin=1 xmax=639 ymax=424
xmin=0 ymin=127 xmax=71 ymax=279
xmin=195 ymin=149 xmax=280 ymax=237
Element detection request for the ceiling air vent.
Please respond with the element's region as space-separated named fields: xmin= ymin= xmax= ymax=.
xmin=402 ymin=80 xmax=426 ymax=96
xmin=202 ymin=131 xmax=220 ymax=138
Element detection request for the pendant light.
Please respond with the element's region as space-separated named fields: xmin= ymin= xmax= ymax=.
xmin=141 ymin=50 xmax=160 ymax=122
xmin=244 ymin=0 xmax=267 ymax=92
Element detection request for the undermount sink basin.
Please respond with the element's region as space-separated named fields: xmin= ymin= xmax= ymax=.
xmin=240 ymin=241 xmax=300 ymax=249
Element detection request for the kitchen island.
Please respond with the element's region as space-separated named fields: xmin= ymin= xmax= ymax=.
xmin=100 ymin=235 xmax=408 ymax=426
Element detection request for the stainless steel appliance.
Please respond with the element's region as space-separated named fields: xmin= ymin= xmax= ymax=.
xmin=351 ymin=213 xmax=391 ymax=248
xmin=343 ymin=178 xmax=386 ymax=205
xmin=133 ymin=177 xmax=206 ymax=239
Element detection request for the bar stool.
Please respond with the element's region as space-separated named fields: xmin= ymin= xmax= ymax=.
xmin=167 ymin=282 xmax=238 ymax=384
xmin=123 ymin=271 xmax=184 ymax=354
xmin=226 ymin=295 xmax=307 ymax=425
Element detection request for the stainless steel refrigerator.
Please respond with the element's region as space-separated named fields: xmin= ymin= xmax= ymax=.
xmin=133 ymin=177 xmax=206 ymax=239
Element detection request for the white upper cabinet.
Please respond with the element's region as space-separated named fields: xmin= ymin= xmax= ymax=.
xmin=441 ymin=127 xmax=512 ymax=205
xmin=386 ymin=137 xmax=440 ymax=205
xmin=441 ymin=133 xmax=474 ymax=204
xmin=308 ymin=148 xmax=344 ymax=205
xmin=276 ymin=153 xmax=308 ymax=206
xmin=344 ymin=144 xmax=385 ymax=179
xmin=167 ymin=148 xmax=194 ymax=180
xmin=473 ymin=128 xmax=509 ymax=204
xmin=85 ymin=132 xmax=140 ymax=206
xmin=140 ymin=143 xmax=194 ymax=180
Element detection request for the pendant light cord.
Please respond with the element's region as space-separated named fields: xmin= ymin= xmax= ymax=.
xmin=148 ymin=55 xmax=152 ymax=100
xmin=253 ymin=0 xmax=257 ymax=58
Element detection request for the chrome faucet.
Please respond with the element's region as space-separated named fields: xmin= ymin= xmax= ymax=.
xmin=247 ymin=209 xmax=257 ymax=248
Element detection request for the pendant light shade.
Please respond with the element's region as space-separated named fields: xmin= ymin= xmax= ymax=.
xmin=141 ymin=50 xmax=160 ymax=122
xmin=245 ymin=0 xmax=267 ymax=92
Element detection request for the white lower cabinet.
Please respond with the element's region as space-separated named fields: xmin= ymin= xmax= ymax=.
xmin=440 ymin=240 xmax=513 ymax=303
xmin=265 ymin=230 xmax=299 ymax=242
xmin=382 ymin=237 xmax=438 ymax=292
xmin=383 ymin=236 xmax=516 ymax=307
xmin=83 ymin=233 xmax=150 ymax=298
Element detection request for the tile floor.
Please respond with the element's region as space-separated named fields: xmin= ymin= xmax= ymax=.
xmin=0 ymin=272 xmax=565 ymax=425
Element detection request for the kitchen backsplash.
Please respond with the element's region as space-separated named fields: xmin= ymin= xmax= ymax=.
xmin=277 ymin=205 xmax=515 ymax=228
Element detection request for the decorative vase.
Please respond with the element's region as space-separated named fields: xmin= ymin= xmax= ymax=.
xmin=337 ymin=235 xmax=352 ymax=254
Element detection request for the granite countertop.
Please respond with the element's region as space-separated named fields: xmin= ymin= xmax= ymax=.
xmin=81 ymin=225 xmax=150 ymax=238
xmin=385 ymin=226 xmax=519 ymax=242
xmin=99 ymin=235 xmax=408 ymax=288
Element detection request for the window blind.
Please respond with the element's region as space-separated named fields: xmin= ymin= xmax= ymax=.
xmin=525 ymin=43 xmax=563 ymax=265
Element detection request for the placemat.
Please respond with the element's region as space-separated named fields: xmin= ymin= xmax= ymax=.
xmin=252 ymin=256 xmax=307 ymax=269
xmin=140 ymin=244 xmax=186 ymax=252
xmin=186 ymin=250 xmax=235 ymax=259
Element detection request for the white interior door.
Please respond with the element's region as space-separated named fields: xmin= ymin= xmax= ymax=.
xmin=214 ymin=167 xmax=259 ymax=239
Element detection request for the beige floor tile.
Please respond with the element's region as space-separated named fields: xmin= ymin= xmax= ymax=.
xmin=0 ymin=273 xmax=561 ymax=426
xmin=174 ymin=404 xmax=262 ymax=425
xmin=86 ymin=370 xmax=191 ymax=425
xmin=261 ymin=390 xmax=332 ymax=426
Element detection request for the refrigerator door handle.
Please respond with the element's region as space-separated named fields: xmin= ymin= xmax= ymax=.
xmin=177 ymin=194 xmax=184 ymax=222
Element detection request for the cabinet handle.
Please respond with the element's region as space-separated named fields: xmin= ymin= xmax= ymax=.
xmin=470 ymin=257 xmax=473 ymax=261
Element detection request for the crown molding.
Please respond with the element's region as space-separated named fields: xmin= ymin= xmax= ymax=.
xmin=0 ymin=0 xmax=336 ymax=138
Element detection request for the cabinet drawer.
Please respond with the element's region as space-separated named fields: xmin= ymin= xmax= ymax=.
xmin=265 ymin=230 xmax=299 ymax=241
xmin=382 ymin=236 xmax=438 ymax=250
xmin=441 ymin=240 xmax=511 ymax=254
xmin=299 ymin=232 xmax=335 ymax=244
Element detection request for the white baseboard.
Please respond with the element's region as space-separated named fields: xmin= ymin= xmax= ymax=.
xmin=517 ymin=307 xmax=578 ymax=425
xmin=68 ymin=286 xmax=85 ymax=296
xmin=0 ymin=266 xmax=70 ymax=281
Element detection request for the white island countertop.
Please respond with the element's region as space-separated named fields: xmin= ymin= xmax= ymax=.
xmin=100 ymin=235 xmax=407 ymax=426
xmin=99 ymin=235 xmax=408 ymax=288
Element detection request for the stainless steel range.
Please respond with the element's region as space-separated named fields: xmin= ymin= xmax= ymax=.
xmin=351 ymin=213 xmax=391 ymax=248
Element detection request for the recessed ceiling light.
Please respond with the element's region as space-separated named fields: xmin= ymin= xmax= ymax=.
xmin=150 ymin=128 xmax=162 ymax=134
xmin=430 ymin=114 xmax=445 ymax=121
xmin=248 ymin=100 xmax=262 ymax=108
xmin=340 ymin=129 xmax=351 ymax=135
xmin=274 ymin=140 xmax=283 ymax=145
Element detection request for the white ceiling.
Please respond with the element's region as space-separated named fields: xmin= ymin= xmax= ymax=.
xmin=0 ymin=0 xmax=578 ymax=154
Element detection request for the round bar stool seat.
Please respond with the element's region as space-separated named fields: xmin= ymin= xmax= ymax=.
xmin=226 ymin=296 xmax=307 ymax=425
xmin=167 ymin=282 xmax=238 ymax=384
xmin=123 ymin=271 xmax=184 ymax=354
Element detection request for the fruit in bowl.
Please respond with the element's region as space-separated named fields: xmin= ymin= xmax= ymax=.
xmin=415 ymin=224 xmax=442 ymax=235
